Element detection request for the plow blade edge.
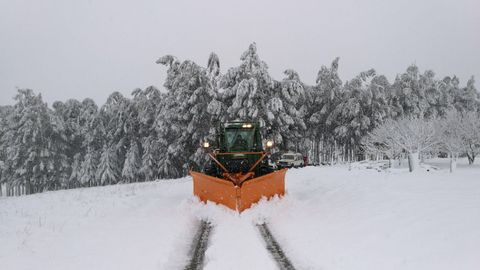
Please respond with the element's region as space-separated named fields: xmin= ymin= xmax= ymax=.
xmin=191 ymin=169 xmax=287 ymax=212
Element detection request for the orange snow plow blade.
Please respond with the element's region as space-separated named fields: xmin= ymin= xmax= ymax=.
xmin=191 ymin=169 xmax=287 ymax=212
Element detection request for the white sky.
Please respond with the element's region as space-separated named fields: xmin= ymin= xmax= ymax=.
xmin=1 ymin=0 xmax=479 ymax=106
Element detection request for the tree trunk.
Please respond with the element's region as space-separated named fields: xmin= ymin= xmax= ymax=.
xmin=449 ymin=153 xmax=457 ymax=173
xmin=407 ymin=152 xmax=419 ymax=172
xmin=318 ymin=138 xmax=322 ymax=164
xmin=311 ymin=140 xmax=315 ymax=165
xmin=467 ymin=153 xmax=475 ymax=165
xmin=25 ymin=179 xmax=31 ymax=195
xmin=332 ymin=140 xmax=337 ymax=164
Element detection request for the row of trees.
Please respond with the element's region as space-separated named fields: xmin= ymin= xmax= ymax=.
xmin=0 ymin=43 xmax=479 ymax=196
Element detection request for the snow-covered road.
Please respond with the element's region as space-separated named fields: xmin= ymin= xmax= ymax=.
xmin=1 ymin=159 xmax=480 ymax=270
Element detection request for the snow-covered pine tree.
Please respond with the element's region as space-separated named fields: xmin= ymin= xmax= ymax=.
xmin=52 ymin=99 xmax=85 ymax=155
xmin=0 ymin=160 xmax=4 ymax=196
xmin=80 ymin=99 xmax=104 ymax=152
xmin=221 ymin=43 xmax=273 ymax=126
xmin=100 ymin=92 xmax=131 ymax=172
xmin=329 ymin=69 xmax=376 ymax=161
xmin=155 ymin=54 xmax=215 ymax=177
xmin=80 ymin=147 xmax=98 ymax=186
xmin=69 ymin=153 xmax=82 ymax=187
xmin=48 ymin=108 xmax=69 ymax=189
xmin=207 ymin=52 xmax=221 ymax=89
xmin=435 ymin=77 xmax=457 ymax=115
xmin=220 ymin=43 xmax=305 ymax=150
xmin=96 ymin=145 xmax=120 ymax=185
xmin=52 ymin=100 xmax=82 ymax=188
xmin=276 ymin=69 xmax=307 ymax=151
xmin=131 ymin=86 xmax=164 ymax=180
xmin=206 ymin=52 xmax=226 ymax=124
xmin=121 ymin=96 xmax=142 ymax=182
xmin=455 ymin=76 xmax=479 ymax=113
xmin=80 ymin=109 xmax=105 ymax=186
xmin=421 ymin=70 xmax=445 ymax=118
xmin=122 ymin=141 xmax=141 ymax=182
xmin=392 ymin=65 xmax=430 ymax=118
xmin=132 ymin=86 xmax=163 ymax=139
xmin=140 ymin=136 xmax=158 ymax=181
xmin=1 ymin=89 xmax=65 ymax=194
xmin=308 ymin=57 xmax=343 ymax=164
xmin=0 ymin=105 xmax=12 ymax=195
xmin=365 ymin=74 xmax=392 ymax=128
xmin=193 ymin=52 xmax=224 ymax=168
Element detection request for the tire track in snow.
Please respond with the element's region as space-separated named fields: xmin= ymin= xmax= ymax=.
xmin=183 ymin=218 xmax=296 ymax=269
xmin=257 ymin=223 xmax=296 ymax=270
xmin=184 ymin=220 xmax=213 ymax=270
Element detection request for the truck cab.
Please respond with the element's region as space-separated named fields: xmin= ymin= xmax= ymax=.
xmin=204 ymin=122 xmax=273 ymax=178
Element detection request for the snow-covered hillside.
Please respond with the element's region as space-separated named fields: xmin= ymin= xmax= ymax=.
xmin=1 ymin=159 xmax=480 ymax=270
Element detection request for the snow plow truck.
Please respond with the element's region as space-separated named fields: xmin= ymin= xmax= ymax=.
xmin=190 ymin=121 xmax=287 ymax=212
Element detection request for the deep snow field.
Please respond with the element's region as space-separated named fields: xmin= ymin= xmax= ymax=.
xmin=1 ymin=158 xmax=480 ymax=270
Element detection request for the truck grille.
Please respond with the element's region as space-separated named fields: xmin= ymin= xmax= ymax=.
xmin=224 ymin=159 xmax=250 ymax=173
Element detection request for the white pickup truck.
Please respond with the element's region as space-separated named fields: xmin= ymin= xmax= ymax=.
xmin=277 ymin=152 xmax=304 ymax=168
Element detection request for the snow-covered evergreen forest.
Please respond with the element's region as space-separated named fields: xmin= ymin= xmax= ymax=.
xmin=0 ymin=43 xmax=479 ymax=196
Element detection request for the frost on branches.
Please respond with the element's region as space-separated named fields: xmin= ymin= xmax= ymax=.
xmin=363 ymin=117 xmax=439 ymax=172
xmin=363 ymin=112 xmax=480 ymax=172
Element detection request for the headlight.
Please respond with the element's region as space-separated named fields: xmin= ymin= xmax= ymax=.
xmin=266 ymin=140 xmax=274 ymax=148
xmin=242 ymin=123 xmax=252 ymax=128
xmin=202 ymin=141 xmax=210 ymax=148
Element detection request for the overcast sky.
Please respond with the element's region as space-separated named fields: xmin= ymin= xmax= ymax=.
xmin=1 ymin=0 xmax=479 ymax=106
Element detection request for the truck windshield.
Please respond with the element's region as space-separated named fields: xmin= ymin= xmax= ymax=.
xmin=225 ymin=128 xmax=254 ymax=151
xmin=282 ymin=155 xmax=295 ymax=160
